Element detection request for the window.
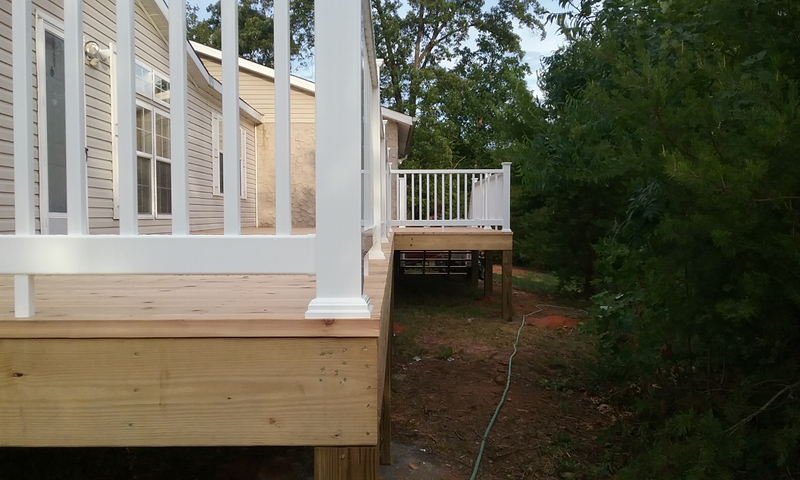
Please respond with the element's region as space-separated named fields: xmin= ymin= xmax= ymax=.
xmin=212 ymin=113 xmax=248 ymax=199
xmin=136 ymin=104 xmax=171 ymax=216
xmin=135 ymin=61 xmax=169 ymax=106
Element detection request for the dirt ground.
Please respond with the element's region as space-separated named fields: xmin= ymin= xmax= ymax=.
xmin=0 ymin=271 xmax=618 ymax=480
xmin=385 ymin=273 xmax=619 ymax=479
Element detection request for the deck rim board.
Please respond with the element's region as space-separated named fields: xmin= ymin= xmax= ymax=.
xmin=391 ymin=227 xmax=513 ymax=251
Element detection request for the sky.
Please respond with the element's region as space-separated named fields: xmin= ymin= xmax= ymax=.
xmin=188 ymin=0 xmax=567 ymax=98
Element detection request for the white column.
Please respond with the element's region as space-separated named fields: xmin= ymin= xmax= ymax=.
xmin=117 ymin=0 xmax=138 ymax=235
xmin=13 ymin=0 xmax=35 ymax=318
xmin=369 ymin=62 xmax=384 ymax=258
xmin=222 ymin=0 xmax=241 ymax=235
xmin=306 ymin=0 xmax=372 ymax=319
xmin=502 ymin=162 xmax=512 ymax=232
xmin=169 ymin=0 xmax=190 ymax=235
xmin=64 ymin=0 xmax=88 ymax=235
xmin=275 ymin=0 xmax=292 ymax=235
xmin=381 ymin=120 xmax=390 ymax=242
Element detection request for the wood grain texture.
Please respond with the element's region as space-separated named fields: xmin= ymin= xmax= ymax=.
xmin=0 ymin=230 xmax=393 ymax=338
xmin=502 ymin=250 xmax=513 ymax=321
xmin=393 ymin=228 xmax=512 ymax=252
xmin=484 ymin=250 xmax=494 ymax=297
xmin=377 ymin=246 xmax=395 ymax=465
xmin=315 ymin=447 xmax=379 ymax=480
xmin=0 ymin=337 xmax=379 ymax=447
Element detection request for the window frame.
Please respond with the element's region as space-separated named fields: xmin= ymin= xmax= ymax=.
xmin=134 ymin=61 xmax=171 ymax=109
xmin=212 ymin=112 xmax=248 ymax=200
xmin=135 ymin=99 xmax=172 ymax=219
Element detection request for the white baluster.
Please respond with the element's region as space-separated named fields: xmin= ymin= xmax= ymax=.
xmin=222 ymin=0 xmax=241 ymax=235
xmin=65 ymin=0 xmax=88 ymax=235
xmin=13 ymin=0 xmax=35 ymax=318
xmin=170 ymin=0 xmax=190 ymax=234
xmin=275 ymin=0 xmax=292 ymax=235
xmin=117 ymin=0 xmax=138 ymax=235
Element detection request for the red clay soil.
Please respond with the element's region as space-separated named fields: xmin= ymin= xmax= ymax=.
xmin=388 ymin=281 xmax=614 ymax=479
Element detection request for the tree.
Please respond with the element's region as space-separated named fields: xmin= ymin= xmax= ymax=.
xmin=511 ymin=0 xmax=800 ymax=476
xmin=187 ymin=0 xmax=314 ymax=67
xmin=371 ymin=0 xmax=545 ymax=168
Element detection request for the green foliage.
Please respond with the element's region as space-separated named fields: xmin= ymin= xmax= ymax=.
xmin=372 ymin=0 xmax=544 ymax=168
xmin=510 ymin=0 xmax=800 ymax=477
xmin=187 ymin=0 xmax=314 ymax=66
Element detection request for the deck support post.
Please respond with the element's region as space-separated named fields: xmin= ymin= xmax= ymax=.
xmin=306 ymin=0 xmax=372 ymax=319
xmin=484 ymin=250 xmax=494 ymax=297
xmin=471 ymin=250 xmax=480 ymax=289
xmin=502 ymin=250 xmax=513 ymax=320
xmin=315 ymin=447 xmax=379 ymax=480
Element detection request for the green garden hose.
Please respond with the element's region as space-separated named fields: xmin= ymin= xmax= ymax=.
xmin=469 ymin=308 xmax=539 ymax=480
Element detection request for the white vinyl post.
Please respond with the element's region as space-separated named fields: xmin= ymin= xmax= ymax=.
xmin=117 ymin=0 xmax=138 ymax=235
xmin=274 ymin=0 xmax=292 ymax=235
xmin=12 ymin=0 xmax=35 ymax=317
xmin=381 ymin=120 xmax=390 ymax=241
xmin=369 ymin=61 xmax=384 ymax=259
xmin=306 ymin=0 xmax=372 ymax=319
xmin=169 ymin=0 xmax=190 ymax=235
xmin=502 ymin=162 xmax=512 ymax=232
xmin=222 ymin=0 xmax=241 ymax=235
xmin=64 ymin=0 xmax=88 ymax=235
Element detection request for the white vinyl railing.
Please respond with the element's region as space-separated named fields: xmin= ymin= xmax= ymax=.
xmin=4 ymin=0 xmax=380 ymax=319
xmin=391 ymin=163 xmax=511 ymax=230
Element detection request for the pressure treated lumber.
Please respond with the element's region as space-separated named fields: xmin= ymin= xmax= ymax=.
xmin=471 ymin=250 xmax=480 ymax=289
xmin=378 ymin=249 xmax=395 ymax=465
xmin=315 ymin=446 xmax=379 ymax=480
xmin=392 ymin=227 xmax=512 ymax=251
xmin=0 ymin=337 xmax=379 ymax=447
xmin=502 ymin=250 xmax=513 ymax=320
xmin=484 ymin=250 xmax=494 ymax=297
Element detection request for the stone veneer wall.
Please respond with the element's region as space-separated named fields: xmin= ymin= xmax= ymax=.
xmin=257 ymin=123 xmax=317 ymax=228
xmin=257 ymin=120 xmax=402 ymax=228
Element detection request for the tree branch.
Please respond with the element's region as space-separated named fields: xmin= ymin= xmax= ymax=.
xmin=726 ymin=379 xmax=800 ymax=435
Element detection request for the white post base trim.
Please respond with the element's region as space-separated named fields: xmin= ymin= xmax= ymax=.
xmin=14 ymin=274 xmax=34 ymax=318
xmin=369 ymin=242 xmax=386 ymax=260
xmin=305 ymin=295 xmax=374 ymax=319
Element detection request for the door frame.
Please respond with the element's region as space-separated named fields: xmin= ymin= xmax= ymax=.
xmin=35 ymin=9 xmax=66 ymax=235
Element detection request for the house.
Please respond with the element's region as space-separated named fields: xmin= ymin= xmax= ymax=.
xmin=191 ymin=42 xmax=416 ymax=229
xmin=0 ymin=1 xmax=513 ymax=478
xmin=0 ymin=0 xmax=265 ymax=235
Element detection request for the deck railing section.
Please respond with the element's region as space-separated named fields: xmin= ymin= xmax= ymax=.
xmin=391 ymin=163 xmax=511 ymax=230
xmin=5 ymin=0 xmax=378 ymax=319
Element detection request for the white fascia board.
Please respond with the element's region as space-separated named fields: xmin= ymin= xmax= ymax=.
xmin=381 ymin=107 xmax=416 ymax=126
xmin=191 ymin=41 xmax=318 ymax=95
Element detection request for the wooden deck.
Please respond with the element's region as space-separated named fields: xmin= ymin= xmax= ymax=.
xmin=0 ymin=230 xmax=394 ymax=460
xmin=392 ymin=227 xmax=514 ymax=319
xmin=0 ymin=228 xmax=387 ymax=338
xmin=0 ymin=226 xmax=507 ymax=478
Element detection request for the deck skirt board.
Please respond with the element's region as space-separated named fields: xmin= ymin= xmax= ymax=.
xmin=0 ymin=337 xmax=379 ymax=447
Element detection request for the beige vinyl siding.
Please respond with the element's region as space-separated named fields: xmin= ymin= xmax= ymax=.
xmin=201 ymin=56 xmax=316 ymax=123
xmin=0 ymin=0 xmax=257 ymax=234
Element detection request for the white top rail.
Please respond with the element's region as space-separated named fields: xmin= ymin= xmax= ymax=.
xmin=391 ymin=168 xmax=502 ymax=175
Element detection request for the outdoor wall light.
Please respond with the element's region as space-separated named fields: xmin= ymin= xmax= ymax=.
xmin=84 ymin=40 xmax=111 ymax=68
